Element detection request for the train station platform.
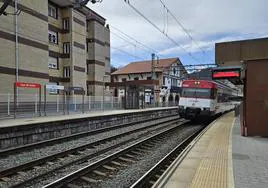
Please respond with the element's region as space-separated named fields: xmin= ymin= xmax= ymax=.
xmin=0 ymin=107 xmax=177 ymax=128
xmin=0 ymin=107 xmax=178 ymax=150
xmin=155 ymin=112 xmax=268 ymax=188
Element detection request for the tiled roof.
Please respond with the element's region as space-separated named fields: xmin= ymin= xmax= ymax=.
xmin=112 ymin=58 xmax=179 ymax=75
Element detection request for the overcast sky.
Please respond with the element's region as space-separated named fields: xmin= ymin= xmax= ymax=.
xmin=89 ymin=0 xmax=268 ymax=68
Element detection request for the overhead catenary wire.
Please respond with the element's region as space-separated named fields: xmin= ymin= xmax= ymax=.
xmin=158 ymin=0 xmax=214 ymax=62
xmin=111 ymin=31 xmax=147 ymax=55
xmin=110 ymin=25 xmax=166 ymax=57
xmin=111 ymin=46 xmax=144 ymax=60
xmin=124 ymin=0 xmax=201 ymax=64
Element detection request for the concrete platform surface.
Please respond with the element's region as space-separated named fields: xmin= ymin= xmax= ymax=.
xmin=161 ymin=112 xmax=235 ymax=188
xmin=0 ymin=107 xmax=177 ymax=128
xmin=232 ymin=117 xmax=268 ymax=188
xmin=157 ymin=112 xmax=268 ymax=188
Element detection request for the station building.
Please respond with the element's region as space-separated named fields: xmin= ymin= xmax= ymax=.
xmin=109 ymin=58 xmax=187 ymax=107
xmin=0 ymin=0 xmax=110 ymax=96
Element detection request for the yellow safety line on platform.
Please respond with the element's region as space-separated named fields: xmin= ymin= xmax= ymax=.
xmin=228 ymin=119 xmax=235 ymax=188
xmin=190 ymin=112 xmax=235 ymax=188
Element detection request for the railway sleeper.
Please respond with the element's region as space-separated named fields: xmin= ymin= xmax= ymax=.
xmin=125 ymin=154 xmax=136 ymax=158
xmin=130 ymin=150 xmax=143 ymax=156
xmin=0 ymin=177 xmax=10 ymax=182
xmin=17 ymin=171 xmax=27 ymax=176
xmin=102 ymin=165 xmax=117 ymax=171
xmin=80 ymin=176 xmax=99 ymax=183
xmin=143 ymin=143 xmax=155 ymax=147
xmin=67 ymin=183 xmax=80 ymax=188
xmin=135 ymin=148 xmax=149 ymax=153
xmin=111 ymin=161 xmax=127 ymax=167
xmin=93 ymin=170 xmax=107 ymax=177
xmin=139 ymin=145 xmax=153 ymax=150
xmin=155 ymin=174 xmax=161 ymax=178
xmin=118 ymin=156 xmax=135 ymax=163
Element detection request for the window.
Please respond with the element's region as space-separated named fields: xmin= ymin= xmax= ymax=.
xmin=134 ymin=77 xmax=139 ymax=80
xmin=86 ymin=22 xmax=89 ymax=32
xmin=173 ymin=68 xmax=176 ymax=75
xmin=171 ymin=78 xmax=177 ymax=86
xmin=163 ymin=76 xmax=166 ymax=85
xmin=122 ymin=78 xmax=127 ymax=82
xmin=48 ymin=5 xmax=57 ymax=19
xmin=62 ymin=18 xmax=69 ymax=30
xmin=48 ymin=82 xmax=59 ymax=94
xmin=147 ymin=77 xmax=151 ymax=80
xmin=181 ymin=88 xmax=215 ymax=99
xmin=86 ymin=64 xmax=92 ymax=74
xmin=63 ymin=66 xmax=71 ymax=78
xmin=48 ymin=57 xmax=58 ymax=69
xmin=63 ymin=42 xmax=70 ymax=54
xmin=48 ymin=30 xmax=58 ymax=44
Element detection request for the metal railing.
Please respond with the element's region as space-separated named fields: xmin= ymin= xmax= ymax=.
xmin=0 ymin=94 xmax=122 ymax=119
xmin=0 ymin=93 xmax=178 ymax=119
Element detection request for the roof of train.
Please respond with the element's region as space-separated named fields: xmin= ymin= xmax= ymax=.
xmin=182 ymin=79 xmax=236 ymax=91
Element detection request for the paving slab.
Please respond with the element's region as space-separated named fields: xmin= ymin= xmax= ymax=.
xmin=232 ymin=117 xmax=268 ymax=188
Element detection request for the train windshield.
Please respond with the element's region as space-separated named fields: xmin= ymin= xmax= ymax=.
xmin=181 ymin=88 xmax=214 ymax=99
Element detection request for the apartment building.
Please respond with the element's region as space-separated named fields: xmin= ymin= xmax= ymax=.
xmin=111 ymin=58 xmax=187 ymax=103
xmin=0 ymin=0 xmax=110 ymax=96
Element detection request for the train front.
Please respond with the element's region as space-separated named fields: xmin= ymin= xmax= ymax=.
xmin=178 ymin=80 xmax=217 ymax=119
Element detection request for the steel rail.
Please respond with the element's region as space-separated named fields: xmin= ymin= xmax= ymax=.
xmin=43 ymin=122 xmax=190 ymax=188
xmin=130 ymin=126 xmax=204 ymax=188
xmin=0 ymin=117 xmax=182 ymax=179
xmin=0 ymin=114 xmax=178 ymax=156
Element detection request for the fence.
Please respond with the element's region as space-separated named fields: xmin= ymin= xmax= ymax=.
xmin=0 ymin=93 xmax=122 ymax=119
xmin=0 ymin=93 xmax=179 ymax=119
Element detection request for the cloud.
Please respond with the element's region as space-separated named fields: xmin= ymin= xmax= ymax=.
xmin=89 ymin=0 xmax=268 ymax=67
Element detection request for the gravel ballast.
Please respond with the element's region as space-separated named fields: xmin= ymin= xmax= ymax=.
xmin=0 ymin=116 xmax=178 ymax=170
xmin=0 ymin=117 xmax=182 ymax=188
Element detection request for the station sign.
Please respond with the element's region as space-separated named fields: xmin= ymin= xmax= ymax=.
xmin=212 ymin=70 xmax=240 ymax=79
xmin=46 ymin=84 xmax=64 ymax=90
xmin=212 ymin=66 xmax=241 ymax=79
xmin=67 ymin=87 xmax=84 ymax=91
xmin=15 ymin=82 xmax=41 ymax=89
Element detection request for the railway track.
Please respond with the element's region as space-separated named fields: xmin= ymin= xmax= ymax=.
xmin=0 ymin=116 xmax=184 ymax=187
xmin=42 ymin=121 xmax=199 ymax=188
xmin=130 ymin=126 xmax=205 ymax=188
xmin=0 ymin=114 xmax=178 ymax=156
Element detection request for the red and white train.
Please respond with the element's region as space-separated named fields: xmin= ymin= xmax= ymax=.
xmin=178 ymin=79 xmax=237 ymax=119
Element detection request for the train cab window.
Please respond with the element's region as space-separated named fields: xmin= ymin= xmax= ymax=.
xmin=182 ymin=88 xmax=210 ymax=98
xmin=182 ymin=88 xmax=217 ymax=99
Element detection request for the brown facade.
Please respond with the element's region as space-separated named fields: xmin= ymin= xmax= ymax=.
xmin=216 ymin=37 xmax=268 ymax=65
xmin=245 ymin=60 xmax=268 ymax=136
xmin=215 ymin=37 xmax=268 ymax=136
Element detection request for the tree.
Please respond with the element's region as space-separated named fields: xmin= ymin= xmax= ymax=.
xmin=111 ymin=65 xmax=118 ymax=73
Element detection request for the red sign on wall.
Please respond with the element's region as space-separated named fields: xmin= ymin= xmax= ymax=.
xmin=212 ymin=71 xmax=240 ymax=78
xmin=15 ymin=82 xmax=41 ymax=89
